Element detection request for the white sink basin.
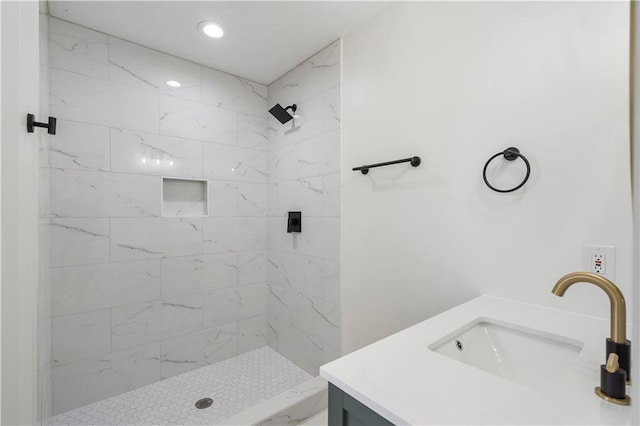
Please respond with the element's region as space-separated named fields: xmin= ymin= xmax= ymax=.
xmin=429 ymin=319 xmax=584 ymax=390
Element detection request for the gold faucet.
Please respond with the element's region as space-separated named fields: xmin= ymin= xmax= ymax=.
xmin=552 ymin=271 xmax=631 ymax=405
xmin=552 ymin=272 xmax=626 ymax=344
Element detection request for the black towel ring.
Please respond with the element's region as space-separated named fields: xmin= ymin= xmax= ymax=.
xmin=482 ymin=147 xmax=530 ymax=193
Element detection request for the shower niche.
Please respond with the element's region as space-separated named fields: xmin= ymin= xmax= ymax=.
xmin=162 ymin=177 xmax=208 ymax=217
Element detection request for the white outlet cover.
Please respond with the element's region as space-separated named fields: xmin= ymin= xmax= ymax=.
xmin=582 ymin=245 xmax=616 ymax=281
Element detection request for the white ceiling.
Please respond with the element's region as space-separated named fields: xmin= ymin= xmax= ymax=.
xmin=48 ymin=1 xmax=388 ymax=84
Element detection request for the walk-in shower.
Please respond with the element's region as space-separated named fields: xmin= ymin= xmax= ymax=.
xmin=39 ymin=4 xmax=343 ymax=423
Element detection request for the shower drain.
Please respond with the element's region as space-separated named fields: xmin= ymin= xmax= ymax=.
xmin=195 ymin=398 xmax=213 ymax=409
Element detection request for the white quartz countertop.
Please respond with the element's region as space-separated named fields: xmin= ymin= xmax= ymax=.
xmin=320 ymin=295 xmax=634 ymax=425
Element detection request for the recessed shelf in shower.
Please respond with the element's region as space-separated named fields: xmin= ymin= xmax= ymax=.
xmin=162 ymin=177 xmax=208 ymax=217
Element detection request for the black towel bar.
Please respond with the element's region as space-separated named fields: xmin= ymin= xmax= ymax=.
xmin=353 ymin=156 xmax=421 ymax=175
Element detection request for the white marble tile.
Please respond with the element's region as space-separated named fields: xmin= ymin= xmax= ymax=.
xmin=267 ymin=283 xmax=298 ymax=325
xmin=277 ymin=177 xmax=324 ymax=217
xmin=39 ymin=176 xmax=51 ymax=224
xmin=238 ymin=315 xmax=267 ymax=353
xmin=290 ymin=94 xmax=325 ymax=143
xmin=49 ymin=170 xmax=160 ymax=218
xmin=322 ymin=342 xmax=340 ymax=365
xmin=159 ymin=96 xmax=237 ymax=145
xmin=231 ymin=376 xmax=328 ymax=426
xmin=49 ymin=120 xmax=110 ymax=172
xmin=161 ymin=253 xmax=239 ymax=298
xmin=276 ymin=320 xmax=323 ymax=375
xmin=49 ymin=168 xmax=104 ymax=217
xmin=296 ymin=217 xmax=340 ymax=260
xmin=38 ymin=126 xmax=50 ymax=169
xmin=48 ymin=17 xmax=108 ymax=79
xmin=322 ymin=173 xmax=340 ymax=217
xmin=203 ymin=283 xmax=267 ymax=328
xmin=298 ymin=129 xmax=341 ymax=178
xmin=107 ymin=173 xmax=161 ymax=217
xmin=266 ymin=116 xmax=287 ymax=151
xmin=267 ymin=250 xmax=280 ymax=284
xmin=51 ymin=343 xmax=161 ymax=415
xmin=296 ymin=41 xmax=341 ymax=102
xmin=109 ymin=37 xmax=202 ymax=102
xmin=111 ymin=127 xmax=203 ymax=178
xmin=268 ymin=72 xmax=300 ymax=116
xmin=269 ymin=40 xmax=339 ymax=109
xmin=267 ymin=217 xmax=289 ymax=252
xmin=202 ymin=144 xmax=268 ymax=183
xmin=50 ymin=68 xmax=159 ymax=133
xmin=51 ymin=260 xmax=162 ymax=317
xmin=203 ymin=217 xmax=267 ymax=254
xmin=297 ymin=294 xmax=339 ymax=345
xmin=267 ymin=92 xmax=324 ymax=149
xmin=202 ymin=67 xmax=268 ymax=118
xmin=239 ymin=250 xmax=267 ymax=285
xmin=322 ymin=259 xmax=340 ymax=305
xmin=52 ymin=309 xmax=111 ymax=365
xmin=160 ymin=323 xmax=238 ymax=379
xmin=110 ymin=218 xmax=203 ymax=261
xmin=238 ymin=114 xmax=268 ymax=151
xmin=160 ymin=256 xmax=202 ymax=297
xmin=268 ymin=143 xmax=298 ymax=183
xmin=49 ymin=218 xmax=110 ymax=267
xmin=208 ymin=181 xmax=239 ymax=217
xmin=238 ymin=183 xmax=267 ymax=216
xmin=267 ymin=315 xmax=279 ymax=349
xmin=278 ymin=252 xmax=323 ymax=299
xmin=111 ymin=295 xmax=203 ymax=351
xmin=267 ymin=183 xmax=279 ymax=217
xmin=323 ymin=84 xmax=341 ymax=133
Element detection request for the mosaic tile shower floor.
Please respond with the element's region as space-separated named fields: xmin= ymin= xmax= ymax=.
xmin=47 ymin=347 xmax=313 ymax=425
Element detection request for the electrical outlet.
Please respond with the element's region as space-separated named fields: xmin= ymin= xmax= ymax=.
xmin=583 ymin=245 xmax=615 ymax=281
xmin=592 ymin=253 xmax=605 ymax=274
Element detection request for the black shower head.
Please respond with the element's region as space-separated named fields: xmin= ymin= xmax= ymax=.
xmin=269 ymin=103 xmax=297 ymax=124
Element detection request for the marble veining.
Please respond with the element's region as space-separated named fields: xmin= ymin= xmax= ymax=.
xmin=111 ymin=127 xmax=203 ymax=178
xmin=160 ymin=323 xmax=238 ymax=378
xmin=49 ymin=218 xmax=110 ymax=267
xmin=48 ymin=17 xmax=109 ymax=80
xmin=48 ymin=120 xmax=110 ymax=172
xmin=51 ymin=260 xmax=162 ymax=316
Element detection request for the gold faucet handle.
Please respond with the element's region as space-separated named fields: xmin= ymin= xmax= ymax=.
xmin=605 ymin=353 xmax=620 ymax=373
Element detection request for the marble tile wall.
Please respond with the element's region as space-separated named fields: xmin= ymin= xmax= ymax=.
xmin=266 ymin=41 xmax=342 ymax=374
xmin=46 ymin=17 xmax=270 ymax=415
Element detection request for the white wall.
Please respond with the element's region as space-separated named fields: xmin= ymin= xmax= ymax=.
xmin=341 ymin=2 xmax=631 ymax=353
xmin=1 ymin=1 xmax=40 ymax=424
xmin=38 ymin=9 xmax=53 ymax=422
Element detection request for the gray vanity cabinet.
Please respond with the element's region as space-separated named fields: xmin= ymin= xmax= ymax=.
xmin=328 ymin=383 xmax=395 ymax=426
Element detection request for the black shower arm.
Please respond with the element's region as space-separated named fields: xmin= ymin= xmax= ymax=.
xmin=285 ymin=104 xmax=297 ymax=113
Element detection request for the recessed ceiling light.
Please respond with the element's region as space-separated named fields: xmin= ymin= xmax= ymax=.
xmin=166 ymin=80 xmax=182 ymax=88
xmin=198 ymin=21 xmax=224 ymax=39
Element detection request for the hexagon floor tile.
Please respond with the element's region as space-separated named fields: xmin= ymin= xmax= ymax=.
xmin=46 ymin=346 xmax=313 ymax=425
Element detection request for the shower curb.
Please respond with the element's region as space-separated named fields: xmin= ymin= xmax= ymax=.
xmin=221 ymin=376 xmax=328 ymax=425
